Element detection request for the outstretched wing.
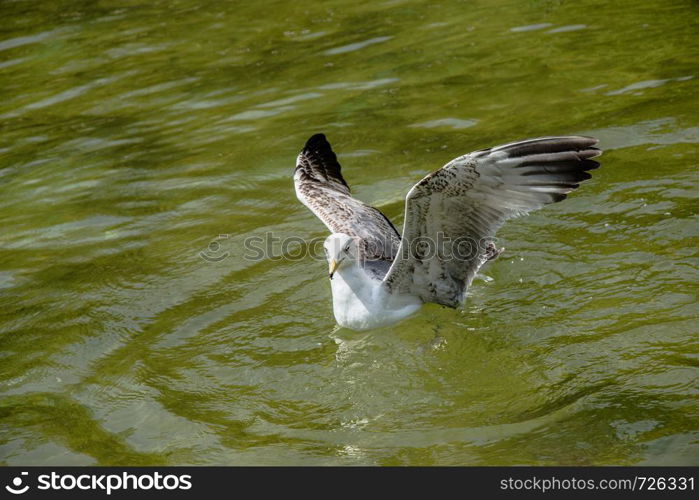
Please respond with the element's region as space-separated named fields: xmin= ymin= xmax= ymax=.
xmin=382 ymin=136 xmax=602 ymax=307
xmin=294 ymin=134 xmax=401 ymax=266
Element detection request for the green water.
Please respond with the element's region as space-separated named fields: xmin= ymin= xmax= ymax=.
xmin=1 ymin=0 xmax=698 ymax=466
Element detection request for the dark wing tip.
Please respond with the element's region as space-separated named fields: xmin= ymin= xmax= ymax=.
xmin=297 ymin=133 xmax=350 ymax=193
xmin=497 ymin=136 xmax=602 ymax=159
xmin=585 ymin=147 xmax=603 ymax=159
xmin=302 ymin=133 xmax=337 ymax=165
xmin=578 ymin=135 xmax=599 ymax=145
xmin=304 ymin=133 xmax=329 ymax=150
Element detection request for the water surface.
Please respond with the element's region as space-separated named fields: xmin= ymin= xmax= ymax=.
xmin=1 ymin=0 xmax=698 ymax=465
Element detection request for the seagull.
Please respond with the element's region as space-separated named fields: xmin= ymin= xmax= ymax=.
xmin=294 ymin=133 xmax=601 ymax=331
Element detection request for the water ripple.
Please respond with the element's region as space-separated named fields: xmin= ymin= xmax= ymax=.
xmin=323 ymin=36 xmax=392 ymax=55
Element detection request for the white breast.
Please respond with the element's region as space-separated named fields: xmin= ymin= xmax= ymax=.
xmin=329 ymin=264 xmax=422 ymax=331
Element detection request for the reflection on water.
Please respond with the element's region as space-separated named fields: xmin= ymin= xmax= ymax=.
xmin=0 ymin=0 xmax=697 ymax=465
xmin=323 ymin=36 xmax=393 ymax=55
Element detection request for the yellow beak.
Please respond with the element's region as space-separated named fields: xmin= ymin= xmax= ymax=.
xmin=328 ymin=259 xmax=338 ymax=279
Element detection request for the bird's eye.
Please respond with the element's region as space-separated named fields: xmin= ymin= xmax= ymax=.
xmin=344 ymin=244 xmax=351 ymax=253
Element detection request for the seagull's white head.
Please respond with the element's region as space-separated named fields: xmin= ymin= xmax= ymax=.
xmin=324 ymin=233 xmax=360 ymax=279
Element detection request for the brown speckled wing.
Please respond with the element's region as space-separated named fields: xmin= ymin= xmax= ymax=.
xmin=294 ymin=134 xmax=401 ymax=268
xmin=383 ymin=136 xmax=601 ymax=307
